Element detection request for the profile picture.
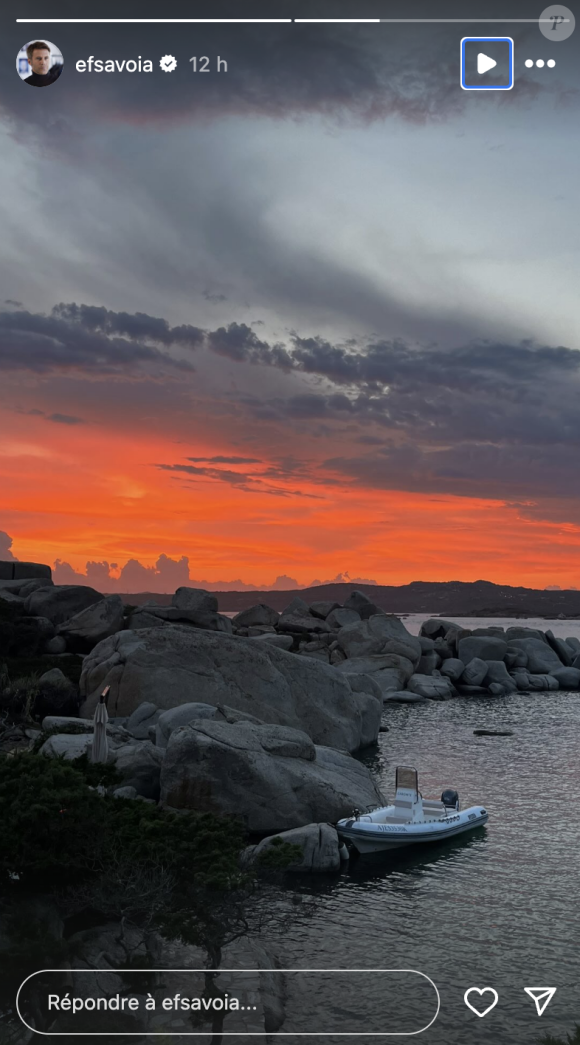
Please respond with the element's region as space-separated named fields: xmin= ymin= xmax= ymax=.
xmin=17 ymin=39 xmax=63 ymax=87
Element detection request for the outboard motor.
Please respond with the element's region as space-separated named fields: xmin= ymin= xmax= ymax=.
xmin=441 ymin=788 xmax=459 ymax=810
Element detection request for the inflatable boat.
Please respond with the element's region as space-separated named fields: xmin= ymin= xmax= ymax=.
xmin=336 ymin=766 xmax=488 ymax=854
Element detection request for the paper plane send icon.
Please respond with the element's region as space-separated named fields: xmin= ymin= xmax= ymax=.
xmin=524 ymin=988 xmax=557 ymax=1016
xmin=477 ymin=53 xmax=498 ymax=74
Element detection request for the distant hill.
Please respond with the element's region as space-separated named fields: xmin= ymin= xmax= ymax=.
xmin=114 ymin=580 xmax=580 ymax=617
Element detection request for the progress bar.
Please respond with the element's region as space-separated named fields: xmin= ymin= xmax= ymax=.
xmin=16 ymin=16 xmax=568 ymax=23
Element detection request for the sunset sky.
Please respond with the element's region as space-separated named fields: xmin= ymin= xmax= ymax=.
xmin=1 ymin=0 xmax=579 ymax=592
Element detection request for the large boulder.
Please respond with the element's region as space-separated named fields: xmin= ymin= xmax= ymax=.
xmin=550 ymin=667 xmax=580 ymax=689
xmin=337 ymin=615 xmax=421 ymax=664
xmin=342 ymin=590 xmax=384 ymax=618
xmin=249 ymin=633 xmax=294 ymax=649
xmin=525 ymin=673 xmax=560 ymax=691
xmin=545 ymin=630 xmax=573 ymax=667
xmin=335 ymin=654 xmax=414 ymax=697
xmin=508 ymin=638 xmax=563 ymax=674
xmin=483 ymin=661 xmax=518 ymax=693
xmin=160 ymin=720 xmax=383 ymax=833
xmin=58 ymin=595 xmax=124 ymax=652
xmin=244 ymin=823 xmax=342 ymax=873
xmin=231 ymin=604 xmax=280 ymax=629
xmin=505 ymin=626 xmax=548 ymax=643
xmin=155 ymin=702 xmax=226 ymax=748
xmin=440 ymin=658 xmax=465 ymax=681
xmin=79 ymin=627 xmax=381 ymax=752
xmin=457 ymin=636 xmax=508 ymax=664
xmin=277 ymin=614 xmax=330 ymax=635
xmin=281 ymin=596 xmax=311 ymax=617
xmin=461 ymin=657 xmax=489 ymax=686
xmin=113 ymin=741 xmax=164 ymax=800
xmin=35 ymin=668 xmax=79 ymax=718
xmin=309 ymin=601 xmax=341 ymax=619
xmin=24 ymin=585 xmax=103 ymax=626
xmin=0 ymin=560 xmax=52 ymax=581
xmin=125 ymin=701 xmax=161 ymax=739
xmin=407 ymin=674 xmax=455 ymax=700
xmin=326 ymin=607 xmax=361 ymax=630
xmin=130 ymin=592 xmax=232 ymax=634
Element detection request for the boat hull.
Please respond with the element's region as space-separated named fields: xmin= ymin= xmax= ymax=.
xmin=337 ymin=807 xmax=488 ymax=854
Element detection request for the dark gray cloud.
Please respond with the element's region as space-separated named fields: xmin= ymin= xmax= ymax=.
xmin=0 ymin=304 xmax=200 ymax=374
xmin=187 ymin=456 xmax=262 ymax=464
xmin=46 ymin=412 xmax=86 ymax=425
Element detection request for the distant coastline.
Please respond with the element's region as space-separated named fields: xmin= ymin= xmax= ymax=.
xmin=110 ymin=579 xmax=580 ymax=619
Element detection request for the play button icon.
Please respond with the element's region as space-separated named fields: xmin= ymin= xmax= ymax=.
xmin=477 ymin=52 xmax=497 ymax=74
xmin=461 ymin=37 xmax=514 ymax=90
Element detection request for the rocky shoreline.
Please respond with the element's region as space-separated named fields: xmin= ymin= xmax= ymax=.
xmin=2 ymin=560 xmax=580 ymax=874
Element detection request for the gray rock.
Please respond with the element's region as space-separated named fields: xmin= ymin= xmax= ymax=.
xmin=433 ymin=638 xmax=454 ymax=661
xmin=382 ymin=690 xmax=430 ymax=703
xmin=248 ymin=625 xmax=276 ymax=635
xmin=24 ymin=585 xmax=103 ymax=625
xmin=508 ymin=638 xmax=563 ymax=674
xmin=160 ymin=720 xmax=383 ymax=832
xmin=0 ymin=560 xmax=51 ymax=581
xmin=0 ymin=589 xmax=24 ymax=605
xmin=505 ymin=646 xmax=528 ymax=668
xmin=456 ymin=684 xmax=489 ymax=696
xmin=277 ymin=614 xmax=330 ymax=635
xmin=523 ymin=673 xmax=559 ymax=691
xmin=44 ymin=635 xmax=67 ymax=655
xmin=418 ymin=636 xmax=436 ymax=652
xmin=471 ymin=627 xmax=506 ymax=637
xmin=505 ymin=627 xmax=548 ymax=643
xmin=545 ymin=630 xmax=573 ymax=667
xmin=337 ymin=614 xmax=421 ymax=664
xmin=419 ymin=618 xmax=462 ymax=640
xmin=335 ymin=654 xmax=415 ymax=697
xmin=483 ymin=661 xmax=518 ymax=693
xmin=244 ymin=823 xmax=342 ymax=873
xmin=172 ymin=587 xmax=218 ymax=614
xmin=461 ymin=657 xmax=489 ymax=686
xmin=155 ymin=702 xmax=221 ymax=748
xmin=281 ymin=596 xmax=311 ymax=617
xmin=113 ymin=741 xmax=164 ymax=800
xmin=326 ymin=607 xmax=361 ymax=630
xmin=457 ymin=636 xmax=508 ymax=664
xmin=551 ymin=666 xmax=580 ymax=689
xmin=79 ymin=626 xmax=381 ymax=752
xmin=58 ymin=595 xmax=125 ymax=652
xmin=417 ymin=651 xmax=439 ymax=675
xmin=309 ymin=601 xmax=341 ymax=619
xmin=248 ymin=633 xmax=294 ymax=650
xmin=113 ymin=786 xmax=138 ymax=799
xmin=344 ymin=672 xmax=384 ymax=704
xmin=566 ymin=637 xmax=580 ymax=652
xmin=407 ymin=674 xmax=455 ymax=700
xmin=440 ymin=658 xmax=465 ymax=681
xmin=39 ymin=733 xmax=109 ymax=760
xmin=131 ymin=598 xmax=232 ymax=634
xmin=342 ymin=590 xmax=380 ymax=618
xmin=126 ymin=701 xmax=161 ymax=739
xmin=231 ymin=603 xmax=280 ymax=629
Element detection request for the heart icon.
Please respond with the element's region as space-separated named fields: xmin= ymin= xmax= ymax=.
xmin=464 ymin=987 xmax=499 ymax=1018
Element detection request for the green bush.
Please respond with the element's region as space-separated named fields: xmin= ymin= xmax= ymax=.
xmin=0 ymin=752 xmax=246 ymax=891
